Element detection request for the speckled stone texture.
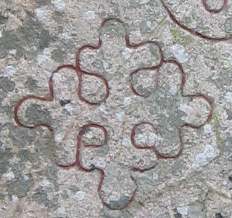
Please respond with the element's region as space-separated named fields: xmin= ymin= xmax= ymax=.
xmin=0 ymin=0 xmax=232 ymax=218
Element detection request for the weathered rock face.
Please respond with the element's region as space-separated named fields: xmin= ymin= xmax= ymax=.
xmin=0 ymin=0 xmax=232 ymax=217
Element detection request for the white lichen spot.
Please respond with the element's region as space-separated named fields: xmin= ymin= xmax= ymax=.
xmin=98 ymin=105 xmax=108 ymax=114
xmin=170 ymin=44 xmax=189 ymax=63
xmin=204 ymin=124 xmax=213 ymax=136
xmin=56 ymin=207 xmax=66 ymax=216
xmin=152 ymin=172 xmax=159 ymax=180
xmin=2 ymin=170 xmax=15 ymax=181
xmin=192 ymin=144 xmax=220 ymax=169
xmin=103 ymin=61 xmax=111 ymax=72
xmin=11 ymin=195 xmax=18 ymax=202
xmin=84 ymin=11 xmax=96 ymax=20
xmin=116 ymin=111 xmax=125 ymax=122
xmin=130 ymin=30 xmax=142 ymax=39
xmin=123 ymin=97 xmax=131 ymax=105
xmin=51 ymin=0 xmax=65 ymax=12
xmin=41 ymin=178 xmax=52 ymax=187
xmin=122 ymin=48 xmax=132 ymax=60
xmin=223 ymin=180 xmax=228 ymax=186
xmin=37 ymin=48 xmax=52 ymax=67
xmin=146 ymin=20 xmax=152 ymax=29
xmin=169 ymin=85 xmax=178 ymax=95
xmin=140 ymin=0 xmax=151 ymax=4
xmin=9 ymin=49 xmax=17 ymax=56
xmin=94 ymin=158 xmax=106 ymax=169
xmin=0 ymin=143 xmax=6 ymax=151
xmin=177 ymin=206 xmax=189 ymax=216
xmin=3 ymin=65 xmax=16 ymax=77
xmin=23 ymin=175 xmax=30 ymax=181
xmin=122 ymin=137 xmax=130 ymax=146
xmin=74 ymin=191 xmax=86 ymax=201
xmin=109 ymin=191 xmax=121 ymax=201
xmin=55 ymin=132 xmax=64 ymax=143
xmin=225 ymin=92 xmax=232 ymax=104
xmin=179 ymin=103 xmax=194 ymax=119
xmin=64 ymin=103 xmax=75 ymax=114
xmin=35 ymin=7 xmax=49 ymax=23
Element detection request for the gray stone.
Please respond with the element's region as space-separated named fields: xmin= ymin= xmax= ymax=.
xmin=0 ymin=90 xmax=7 ymax=104
xmin=31 ymin=187 xmax=50 ymax=207
xmin=0 ymin=148 xmax=13 ymax=175
xmin=0 ymin=12 xmax=53 ymax=58
xmin=9 ymin=124 xmax=37 ymax=147
xmin=25 ymin=77 xmax=39 ymax=91
xmin=18 ymin=149 xmax=36 ymax=163
xmin=224 ymin=18 xmax=232 ymax=33
xmin=25 ymin=103 xmax=52 ymax=126
xmin=7 ymin=174 xmax=33 ymax=198
xmin=108 ymin=196 xmax=130 ymax=210
xmin=187 ymin=202 xmax=206 ymax=218
xmin=0 ymin=77 xmax=15 ymax=93
xmin=0 ymin=14 xmax=8 ymax=25
xmin=36 ymin=0 xmax=51 ymax=6
xmin=51 ymin=48 xmax=65 ymax=63
xmin=1 ymin=0 xmax=232 ymax=217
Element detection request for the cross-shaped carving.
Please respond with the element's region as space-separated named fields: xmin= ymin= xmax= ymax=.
xmin=14 ymin=18 xmax=213 ymax=210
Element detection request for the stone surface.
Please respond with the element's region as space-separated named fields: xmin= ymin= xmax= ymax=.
xmin=0 ymin=0 xmax=232 ymax=217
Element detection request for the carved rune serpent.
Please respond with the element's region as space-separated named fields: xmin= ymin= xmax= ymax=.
xmin=161 ymin=0 xmax=232 ymax=41
xmin=14 ymin=18 xmax=214 ymax=210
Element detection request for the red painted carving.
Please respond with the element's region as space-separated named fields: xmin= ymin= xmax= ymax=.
xmin=14 ymin=18 xmax=214 ymax=210
xmin=161 ymin=0 xmax=231 ymax=41
xmin=202 ymin=0 xmax=227 ymax=13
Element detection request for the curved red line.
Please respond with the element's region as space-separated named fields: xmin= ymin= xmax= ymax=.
xmin=14 ymin=65 xmax=76 ymax=131
xmin=14 ymin=17 xmax=215 ymax=210
xmin=202 ymin=0 xmax=227 ymax=13
xmin=160 ymin=0 xmax=232 ymax=42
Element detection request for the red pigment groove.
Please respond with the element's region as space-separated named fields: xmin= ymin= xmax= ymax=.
xmin=14 ymin=18 xmax=214 ymax=210
xmin=57 ymin=123 xmax=138 ymax=210
xmin=160 ymin=0 xmax=232 ymax=42
xmin=202 ymin=0 xmax=228 ymax=13
xmin=130 ymin=58 xmax=214 ymax=160
xmin=14 ymin=64 xmax=76 ymax=131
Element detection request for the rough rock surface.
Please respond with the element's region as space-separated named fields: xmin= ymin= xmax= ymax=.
xmin=0 ymin=0 xmax=232 ymax=217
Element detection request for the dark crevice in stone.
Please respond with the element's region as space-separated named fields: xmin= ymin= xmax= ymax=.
xmin=0 ymin=14 xmax=8 ymax=24
xmin=59 ymin=99 xmax=71 ymax=106
xmin=215 ymin=213 xmax=224 ymax=218
xmin=174 ymin=212 xmax=182 ymax=218
xmin=228 ymin=175 xmax=232 ymax=182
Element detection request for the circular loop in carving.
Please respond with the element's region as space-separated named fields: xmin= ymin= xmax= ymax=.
xmin=79 ymin=123 xmax=108 ymax=147
xmin=78 ymin=71 xmax=110 ymax=105
xmin=131 ymin=122 xmax=157 ymax=149
xmin=130 ymin=68 xmax=160 ymax=97
xmin=160 ymin=0 xmax=232 ymax=41
xmin=153 ymin=128 xmax=184 ymax=159
xmin=202 ymin=0 xmax=227 ymax=13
